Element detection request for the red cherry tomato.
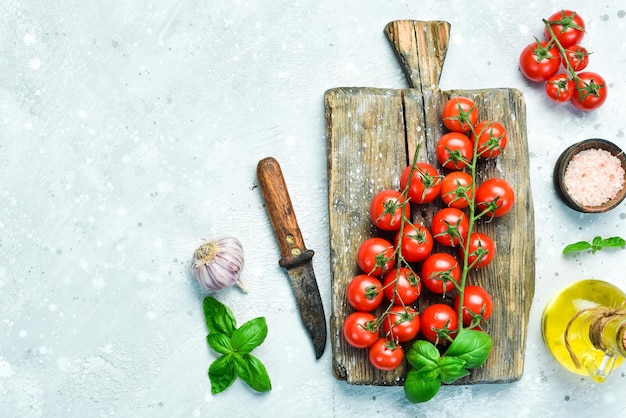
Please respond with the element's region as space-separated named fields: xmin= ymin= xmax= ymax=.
xmin=369 ymin=189 xmax=409 ymax=232
xmin=394 ymin=222 xmax=433 ymax=263
xmin=356 ymin=237 xmax=396 ymax=277
xmin=440 ymin=171 xmax=474 ymax=209
xmin=420 ymin=304 xmax=458 ymax=346
xmin=381 ymin=306 xmax=420 ymax=343
xmin=564 ymin=44 xmax=589 ymax=72
xmin=420 ymin=253 xmax=461 ymax=296
xmin=475 ymin=178 xmax=515 ymax=218
xmin=462 ymin=232 xmax=496 ymax=269
xmin=346 ymin=274 xmax=384 ymax=312
xmin=399 ymin=163 xmax=442 ymax=204
xmin=545 ymin=74 xmax=574 ymax=103
xmin=382 ymin=267 xmax=421 ymax=305
xmin=471 ymin=121 xmax=508 ymax=159
xmin=343 ymin=312 xmax=379 ymax=348
xmin=436 ymin=132 xmax=474 ymax=170
xmin=570 ymin=72 xmax=608 ymax=111
xmin=454 ymin=285 xmax=493 ymax=329
xmin=368 ymin=338 xmax=404 ymax=371
xmin=544 ymin=10 xmax=585 ymax=48
xmin=441 ymin=96 xmax=479 ymax=133
xmin=519 ymin=40 xmax=561 ymax=82
xmin=430 ymin=207 xmax=469 ymax=247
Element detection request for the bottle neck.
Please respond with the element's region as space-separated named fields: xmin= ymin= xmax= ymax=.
xmin=589 ymin=314 xmax=626 ymax=357
xmin=565 ymin=302 xmax=626 ymax=369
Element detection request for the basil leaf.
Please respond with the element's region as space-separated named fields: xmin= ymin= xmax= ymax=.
xmin=407 ymin=339 xmax=440 ymax=368
xmin=207 ymin=333 xmax=234 ymax=355
xmin=203 ymin=297 xmax=237 ymax=336
xmin=437 ymin=356 xmax=470 ymax=384
xmin=403 ymin=368 xmax=441 ymax=404
xmin=406 ymin=340 xmax=441 ymax=380
xmin=444 ymin=329 xmax=492 ymax=369
xmin=234 ymin=353 xmax=272 ymax=392
xmin=562 ymin=241 xmax=591 ymax=255
xmin=601 ymin=236 xmax=626 ymax=249
xmin=592 ymin=236 xmax=603 ymax=247
xmin=208 ymin=354 xmax=236 ymax=394
xmin=231 ymin=317 xmax=268 ymax=354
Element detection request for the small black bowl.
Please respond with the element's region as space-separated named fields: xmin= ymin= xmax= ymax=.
xmin=554 ymin=138 xmax=626 ymax=213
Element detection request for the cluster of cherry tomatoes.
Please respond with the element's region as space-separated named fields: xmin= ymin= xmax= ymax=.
xmin=519 ymin=10 xmax=607 ymax=111
xmin=343 ymin=96 xmax=514 ymax=371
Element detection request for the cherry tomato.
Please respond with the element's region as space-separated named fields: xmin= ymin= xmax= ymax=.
xmin=368 ymin=338 xmax=404 ymax=371
xmin=343 ymin=312 xmax=379 ymax=348
xmin=462 ymin=232 xmax=496 ymax=269
xmin=471 ymin=121 xmax=507 ymax=159
xmin=519 ymin=40 xmax=561 ymax=82
xmin=420 ymin=304 xmax=458 ymax=346
xmin=399 ymin=162 xmax=442 ymax=204
xmin=475 ymin=178 xmax=515 ymax=218
xmin=436 ymin=132 xmax=474 ymax=170
xmin=381 ymin=306 xmax=420 ymax=343
xmin=356 ymin=237 xmax=396 ymax=277
xmin=544 ymin=10 xmax=585 ymax=48
xmin=441 ymin=96 xmax=478 ymax=133
xmin=454 ymin=285 xmax=493 ymax=329
xmin=346 ymin=274 xmax=384 ymax=312
xmin=420 ymin=253 xmax=461 ymax=296
xmin=382 ymin=267 xmax=421 ymax=305
xmin=545 ymin=74 xmax=574 ymax=102
xmin=369 ymin=189 xmax=409 ymax=231
xmin=564 ymin=44 xmax=589 ymax=72
xmin=570 ymin=72 xmax=608 ymax=111
xmin=440 ymin=171 xmax=474 ymax=209
xmin=430 ymin=207 xmax=469 ymax=247
xmin=394 ymin=222 xmax=433 ymax=263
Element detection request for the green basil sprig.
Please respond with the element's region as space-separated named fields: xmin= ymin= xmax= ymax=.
xmin=562 ymin=236 xmax=626 ymax=255
xmin=203 ymin=296 xmax=272 ymax=394
xmin=404 ymin=329 xmax=492 ymax=403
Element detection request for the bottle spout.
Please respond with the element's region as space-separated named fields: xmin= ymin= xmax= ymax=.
xmin=582 ymin=352 xmax=617 ymax=383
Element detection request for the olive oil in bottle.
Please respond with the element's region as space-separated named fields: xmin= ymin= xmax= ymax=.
xmin=541 ymin=279 xmax=626 ymax=382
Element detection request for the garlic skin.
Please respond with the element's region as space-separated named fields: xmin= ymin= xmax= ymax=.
xmin=190 ymin=237 xmax=247 ymax=292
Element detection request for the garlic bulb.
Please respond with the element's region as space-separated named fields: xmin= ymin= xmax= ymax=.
xmin=190 ymin=237 xmax=247 ymax=292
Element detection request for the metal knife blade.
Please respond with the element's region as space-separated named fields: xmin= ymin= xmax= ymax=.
xmin=256 ymin=157 xmax=327 ymax=359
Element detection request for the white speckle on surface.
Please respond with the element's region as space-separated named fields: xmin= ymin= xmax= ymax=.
xmin=23 ymin=33 xmax=37 ymax=44
xmin=92 ymin=276 xmax=105 ymax=290
xmin=158 ymin=181 xmax=173 ymax=193
xmin=57 ymin=356 xmax=71 ymax=371
xmin=19 ymin=330 xmax=27 ymax=338
xmin=30 ymin=58 xmax=42 ymax=69
xmin=0 ymin=359 xmax=14 ymax=377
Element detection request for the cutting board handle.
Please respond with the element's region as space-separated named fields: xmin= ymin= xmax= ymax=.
xmin=384 ymin=20 xmax=451 ymax=90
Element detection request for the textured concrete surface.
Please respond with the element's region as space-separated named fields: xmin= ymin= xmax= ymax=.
xmin=2 ymin=1 xmax=626 ymax=417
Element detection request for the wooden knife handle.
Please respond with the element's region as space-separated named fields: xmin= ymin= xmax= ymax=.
xmin=257 ymin=157 xmax=314 ymax=269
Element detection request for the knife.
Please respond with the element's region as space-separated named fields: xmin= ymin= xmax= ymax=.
xmin=256 ymin=157 xmax=327 ymax=359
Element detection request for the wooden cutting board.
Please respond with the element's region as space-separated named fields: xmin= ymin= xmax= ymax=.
xmin=325 ymin=20 xmax=535 ymax=385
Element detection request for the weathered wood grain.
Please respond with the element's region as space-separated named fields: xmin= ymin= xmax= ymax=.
xmin=325 ymin=20 xmax=535 ymax=386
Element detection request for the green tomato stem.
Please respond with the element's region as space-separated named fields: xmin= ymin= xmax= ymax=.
xmin=542 ymin=18 xmax=585 ymax=100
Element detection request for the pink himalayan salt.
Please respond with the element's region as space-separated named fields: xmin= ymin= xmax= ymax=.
xmin=563 ymin=148 xmax=625 ymax=207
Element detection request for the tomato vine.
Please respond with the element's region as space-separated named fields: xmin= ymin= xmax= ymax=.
xmin=344 ymin=95 xmax=515 ymax=402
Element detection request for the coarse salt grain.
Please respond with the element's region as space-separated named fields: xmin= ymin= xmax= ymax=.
xmin=563 ymin=148 xmax=625 ymax=207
